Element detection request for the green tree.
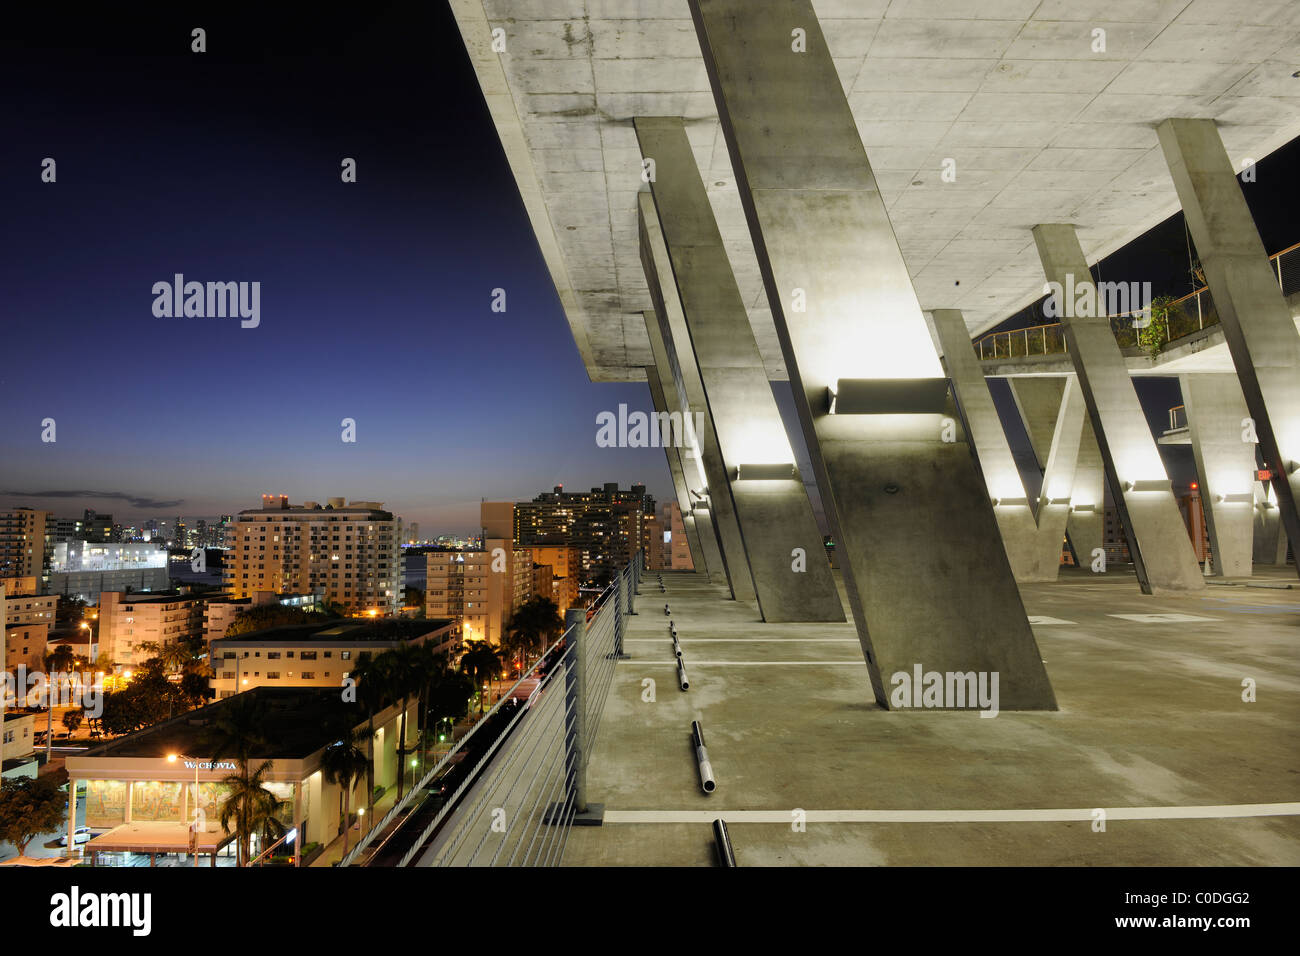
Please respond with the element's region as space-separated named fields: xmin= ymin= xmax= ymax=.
xmin=502 ymin=596 xmax=563 ymax=669
xmin=0 ymin=775 xmax=67 ymax=858
xmin=201 ymin=694 xmax=278 ymax=866
xmin=318 ymin=727 xmax=370 ymax=858
xmin=459 ymin=642 xmax=503 ymax=715
xmin=224 ymin=604 xmax=331 ymax=637
xmin=1139 ymin=295 xmax=1175 ymax=358
xmin=217 ymin=760 xmax=288 ymax=866
xmin=348 ymin=652 xmax=392 ymax=825
xmin=61 ymin=708 xmax=84 ymax=734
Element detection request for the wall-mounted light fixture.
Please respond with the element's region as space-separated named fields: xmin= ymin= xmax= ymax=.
xmin=731 ymin=463 xmax=796 ymax=481
xmin=1123 ymin=479 xmax=1172 ymax=493
xmin=1071 ymin=503 xmax=1097 ymax=513
xmin=1213 ymin=493 xmax=1254 ymax=504
xmin=991 ymin=496 xmax=1029 ymax=507
xmin=826 ymin=377 xmax=950 ymax=415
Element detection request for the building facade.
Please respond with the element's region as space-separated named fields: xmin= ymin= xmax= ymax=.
xmin=513 ymin=483 xmax=656 ymax=580
xmin=98 ymin=591 xmax=206 ymax=668
xmin=221 ymin=496 xmax=403 ymax=616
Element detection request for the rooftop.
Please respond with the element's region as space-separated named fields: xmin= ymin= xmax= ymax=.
xmin=211 ymin=618 xmax=455 ymax=646
xmin=78 ymin=686 xmax=367 ymax=761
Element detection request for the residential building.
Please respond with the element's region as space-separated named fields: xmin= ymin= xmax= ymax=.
xmin=513 ymin=483 xmax=657 ymax=579
xmin=527 ymin=544 xmax=583 ymax=611
xmin=209 ymin=617 xmax=456 ymax=697
xmin=4 ymin=621 xmax=49 ymax=673
xmin=2 ymin=711 xmax=37 ymax=780
xmin=0 ymin=508 xmax=52 ymax=586
xmin=666 ymin=502 xmax=694 ymax=570
xmin=97 ymin=591 xmax=206 ymax=668
xmin=221 ymin=495 xmax=403 ymax=616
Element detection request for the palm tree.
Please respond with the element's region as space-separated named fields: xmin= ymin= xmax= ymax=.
xmin=386 ymin=643 xmax=423 ymax=800
xmin=217 ymin=759 xmax=288 ymax=866
xmin=459 ymin=642 xmax=503 ymax=716
xmin=412 ymin=645 xmax=452 ymax=778
xmin=201 ymin=694 xmax=273 ymax=865
xmin=503 ymin=596 xmax=563 ymax=668
xmin=157 ymin=641 xmax=193 ymax=675
xmin=318 ymin=727 xmax=370 ymax=858
xmin=348 ymin=652 xmax=391 ymax=825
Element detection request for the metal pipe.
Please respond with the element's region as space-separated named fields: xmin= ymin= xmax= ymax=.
xmin=677 ymin=658 xmax=690 ymax=691
xmin=664 ymin=603 xmax=670 ymax=615
xmin=712 ymin=819 xmax=736 ymax=867
xmin=672 ymin=636 xmax=682 ymax=659
xmin=691 ymin=720 xmax=714 ymax=792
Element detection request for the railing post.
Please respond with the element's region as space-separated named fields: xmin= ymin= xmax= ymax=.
xmin=563 ymin=607 xmax=588 ymax=815
xmin=614 ymin=569 xmax=627 ymax=658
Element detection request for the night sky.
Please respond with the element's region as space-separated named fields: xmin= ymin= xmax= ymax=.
xmin=1 ymin=4 xmax=1294 ymax=533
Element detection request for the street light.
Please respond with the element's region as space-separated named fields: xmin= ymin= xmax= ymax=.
xmin=167 ymin=753 xmax=201 ymax=867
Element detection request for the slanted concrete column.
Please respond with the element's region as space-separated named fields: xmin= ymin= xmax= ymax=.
xmin=635 ymin=118 xmax=842 ymax=622
xmin=1010 ymin=378 xmax=1106 ymax=567
xmin=644 ymin=362 xmax=708 ymax=576
xmin=640 ymin=309 xmax=741 ymax=594
xmin=1158 ymin=118 xmax=1300 ymax=577
xmin=689 ymin=0 xmax=1055 ymax=710
xmin=638 ymin=204 xmax=756 ymax=605
xmin=1254 ymin=480 xmax=1289 ymax=566
xmin=931 ymin=310 xmax=1079 ymax=582
xmin=1033 ymin=223 xmax=1204 ymax=592
xmin=1179 ymin=374 xmax=1257 ymax=577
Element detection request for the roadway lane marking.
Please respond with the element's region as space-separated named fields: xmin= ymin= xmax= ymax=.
xmin=623 ymin=638 xmax=860 ymax=643
xmin=604 ymin=803 xmax=1300 ymax=824
xmin=634 ymin=661 xmax=865 ymax=665
xmin=1106 ymin=613 xmax=1220 ymax=623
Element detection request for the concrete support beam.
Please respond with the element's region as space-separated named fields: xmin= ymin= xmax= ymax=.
xmin=931 ymin=310 xmax=1079 ymax=582
xmin=1033 ymin=223 xmax=1204 ymax=593
xmin=642 ymin=314 xmax=729 ymax=588
xmin=1254 ymin=480 xmax=1290 ymax=566
xmin=1179 ymin=374 xmax=1257 ymax=577
xmin=1158 ymin=118 xmax=1300 ymax=578
xmin=634 ymin=117 xmax=843 ymax=622
xmin=639 ymin=199 xmax=757 ymax=605
xmin=644 ymin=362 xmax=708 ymax=576
xmin=1010 ymin=378 xmax=1106 ymax=566
xmin=689 ymin=0 xmax=1054 ymax=710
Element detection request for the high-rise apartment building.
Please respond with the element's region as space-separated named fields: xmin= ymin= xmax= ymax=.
xmin=666 ymin=502 xmax=693 ymax=570
xmin=0 ymin=509 xmax=52 ymax=585
xmin=513 ymin=483 xmax=656 ymax=579
xmin=98 ymin=591 xmax=207 ymax=668
xmin=426 ymin=503 xmax=537 ymax=645
xmin=221 ymin=496 xmax=403 ymax=616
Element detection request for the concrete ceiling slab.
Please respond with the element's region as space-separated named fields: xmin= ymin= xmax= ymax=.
xmin=450 ymin=0 xmax=1300 ymax=382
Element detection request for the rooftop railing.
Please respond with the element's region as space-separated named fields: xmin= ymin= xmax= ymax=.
xmin=338 ymin=552 xmax=640 ymax=868
xmin=973 ymin=242 xmax=1300 ymax=361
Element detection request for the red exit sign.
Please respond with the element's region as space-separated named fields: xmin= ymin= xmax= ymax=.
xmin=1257 ymin=469 xmax=1273 ymax=481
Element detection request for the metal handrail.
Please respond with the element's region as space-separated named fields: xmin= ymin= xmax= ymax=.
xmin=973 ymin=241 xmax=1298 ymax=360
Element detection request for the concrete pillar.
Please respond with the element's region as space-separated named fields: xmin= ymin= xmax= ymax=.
xmin=931 ymin=310 xmax=1081 ymax=582
xmin=641 ymin=312 xmax=733 ymax=590
xmin=644 ymin=363 xmax=708 ymax=575
xmin=689 ymin=0 xmax=1054 ymax=709
xmin=1254 ymin=480 xmax=1289 ymax=566
xmin=639 ymin=209 xmax=758 ymax=607
xmin=1179 ymin=374 xmax=1257 ymax=577
xmin=1158 ymin=118 xmax=1300 ymax=577
xmin=1010 ymin=378 xmax=1106 ymax=567
xmin=1032 ymin=223 xmax=1204 ymax=593
xmin=635 ymin=118 xmax=843 ymax=622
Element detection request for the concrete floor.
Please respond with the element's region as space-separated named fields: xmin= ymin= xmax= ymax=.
xmin=564 ymin=566 xmax=1300 ymax=866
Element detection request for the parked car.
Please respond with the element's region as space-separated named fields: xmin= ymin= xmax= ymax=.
xmin=59 ymin=827 xmax=93 ymax=846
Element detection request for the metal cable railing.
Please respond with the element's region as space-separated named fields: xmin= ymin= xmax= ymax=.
xmin=973 ymin=241 xmax=1299 ymax=360
xmin=340 ymin=553 xmax=639 ymax=868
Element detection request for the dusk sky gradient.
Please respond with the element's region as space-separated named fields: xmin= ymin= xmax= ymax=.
xmin=2 ymin=4 xmax=1296 ymax=535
